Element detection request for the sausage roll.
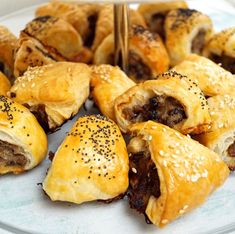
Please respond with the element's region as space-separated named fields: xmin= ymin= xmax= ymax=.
xmin=203 ymin=27 xmax=235 ymax=74
xmin=91 ymin=65 xmax=135 ymax=121
xmin=138 ymin=1 xmax=188 ymax=40
xmin=128 ymin=121 xmax=229 ymax=227
xmin=172 ymin=54 xmax=235 ymax=97
xmin=195 ymin=94 xmax=235 ymax=171
xmin=165 ymin=9 xmax=213 ymax=66
xmin=0 ymin=96 xmax=47 ymax=175
xmin=115 ymin=70 xmax=211 ymax=134
xmin=43 ymin=115 xmax=129 ymax=204
xmin=0 ymin=72 xmax=11 ymax=96
xmin=9 ymin=62 xmax=91 ymax=131
xmin=94 ymin=25 xmax=170 ymax=83
xmin=0 ymin=26 xmax=17 ymax=82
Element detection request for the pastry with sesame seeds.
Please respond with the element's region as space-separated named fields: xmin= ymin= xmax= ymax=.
xmin=9 ymin=62 xmax=91 ymax=131
xmin=127 ymin=121 xmax=229 ymax=227
xmin=138 ymin=1 xmax=188 ymax=40
xmin=91 ymin=65 xmax=135 ymax=121
xmin=195 ymin=94 xmax=235 ymax=171
xmin=165 ymin=8 xmax=213 ymax=66
xmin=43 ymin=115 xmax=129 ymax=204
xmin=172 ymin=54 xmax=235 ymax=97
xmin=0 ymin=96 xmax=47 ymax=175
xmin=203 ymin=27 xmax=235 ymax=74
xmin=94 ymin=25 xmax=170 ymax=83
xmin=0 ymin=72 xmax=11 ymax=96
xmin=114 ymin=70 xmax=211 ymax=134
xmin=0 ymin=25 xmax=17 ymax=82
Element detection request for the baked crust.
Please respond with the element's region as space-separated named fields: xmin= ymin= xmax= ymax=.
xmin=0 ymin=72 xmax=11 ymax=96
xmin=43 ymin=115 xmax=129 ymax=204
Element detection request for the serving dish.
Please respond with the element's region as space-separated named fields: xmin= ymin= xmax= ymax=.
xmin=0 ymin=1 xmax=235 ymax=234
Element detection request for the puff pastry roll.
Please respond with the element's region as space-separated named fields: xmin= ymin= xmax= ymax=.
xmin=9 ymin=62 xmax=91 ymax=131
xmin=0 ymin=26 xmax=17 ymax=82
xmin=94 ymin=25 xmax=169 ymax=82
xmin=0 ymin=96 xmax=47 ymax=175
xmin=127 ymin=121 xmax=229 ymax=227
xmin=138 ymin=1 xmax=188 ymax=40
xmin=91 ymin=65 xmax=135 ymax=121
xmin=195 ymin=94 xmax=235 ymax=170
xmin=203 ymin=27 xmax=235 ymax=74
xmin=115 ymin=71 xmax=211 ymax=134
xmin=43 ymin=115 xmax=129 ymax=204
xmin=172 ymin=54 xmax=235 ymax=97
xmin=0 ymin=72 xmax=11 ymax=96
xmin=165 ymin=9 xmax=213 ymax=66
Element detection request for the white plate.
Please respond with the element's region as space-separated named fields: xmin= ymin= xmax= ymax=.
xmin=1 ymin=2 xmax=235 ymax=234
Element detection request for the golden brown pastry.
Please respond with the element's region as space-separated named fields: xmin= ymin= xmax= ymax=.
xmin=0 ymin=96 xmax=47 ymax=175
xmin=172 ymin=54 xmax=235 ymax=97
xmin=128 ymin=121 xmax=229 ymax=227
xmin=43 ymin=115 xmax=129 ymax=204
xmin=203 ymin=27 xmax=235 ymax=74
xmin=91 ymin=65 xmax=135 ymax=121
xmin=165 ymin=9 xmax=213 ymax=66
xmin=0 ymin=26 xmax=17 ymax=82
xmin=9 ymin=62 xmax=91 ymax=131
xmin=0 ymin=72 xmax=11 ymax=96
xmin=195 ymin=94 xmax=235 ymax=170
xmin=138 ymin=1 xmax=188 ymax=40
xmin=94 ymin=25 xmax=170 ymax=83
xmin=114 ymin=70 xmax=211 ymax=134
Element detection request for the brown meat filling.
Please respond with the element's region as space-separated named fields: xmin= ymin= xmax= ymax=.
xmin=128 ymin=151 xmax=160 ymax=219
xmin=0 ymin=140 xmax=27 ymax=167
xmin=191 ymin=30 xmax=206 ymax=54
xmin=209 ymin=53 xmax=235 ymax=74
xmin=128 ymin=50 xmax=152 ymax=81
xmin=150 ymin=13 xmax=166 ymax=40
xmin=123 ymin=95 xmax=186 ymax=128
xmin=227 ymin=141 xmax=235 ymax=157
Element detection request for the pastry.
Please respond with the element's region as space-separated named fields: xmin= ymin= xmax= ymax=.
xmin=114 ymin=70 xmax=211 ymax=134
xmin=203 ymin=27 xmax=235 ymax=74
xmin=0 ymin=26 xmax=17 ymax=82
xmin=94 ymin=25 xmax=170 ymax=82
xmin=127 ymin=121 xmax=229 ymax=227
xmin=0 ymin=96 xmax=47 ymax=175
xmin=138 ymin=1 xmax=188 ymax=40
xmin=91 ymin=65 xmax=135 ymax=121
xmin=165 ymin=8 xmax=213 ymax=66
xmin=9 ymin=62 xmax=91 ymax=131
xmin=195 ymin=94 xmax=235 ymax=170
xmin=172 ymin=54 xmax=235 ymax=97
xmin=0 ymin=72 xmax=11 ymax=96
xmin=43 ymin=115 xmax=129 ymax=204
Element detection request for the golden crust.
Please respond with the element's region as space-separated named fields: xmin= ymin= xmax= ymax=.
xmin=23 ymin=16 xmax=83 ymax=60
xmin=129 ymin=9 xmax=147 ymax=28
xmin=195 ymin=94 xmax=235 ymax=170
xmin=165 ymin=9 xmax=213 ymax=66
xmin=0 ymin=72 xmax=11 ymax=96
xmin=43 ymin=115 xmax=129 ymax=204
xmin=172 ymin=54 xmax=235 ymax=97
xmin=0 ymin=96 xmax=47 ymax=175
xmin=91 ymin=65 xmax=135 ymax=121
xmin=0 ymin=26 xmax=17 ymax=81
xmin=128 ymin=121 xmax=229 ymax=227
xmin=114 ymin=70 xmax=211 ymax=134
xmin=9 ymin=62 xmax=91 ymax=130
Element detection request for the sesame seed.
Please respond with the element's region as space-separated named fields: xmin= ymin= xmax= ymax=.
xmin=159 ymin=150 xmax=164 ymax=156
xmin=132 ymin=168 xmax=137 ymax=173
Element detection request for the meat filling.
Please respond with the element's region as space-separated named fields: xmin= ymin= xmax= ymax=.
xmin=209 ymin=53 xmax=235 ymax=74
xmin=150 ymin=13 xmax=166 ymax=40
xmin=128 ymin=50 xmax=152 ymax=81
xmin=123 ymin=95 xmax=186 ymax=128
xmin=227 ymin=141 xmax=235 ymax=157
xmin=191 ymin=30 xmax=206 ymax=54
xmin=0 ymin=140 xmax=27 ymax=167
xmin=128 ymin=151 xmax=161 ymax=216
